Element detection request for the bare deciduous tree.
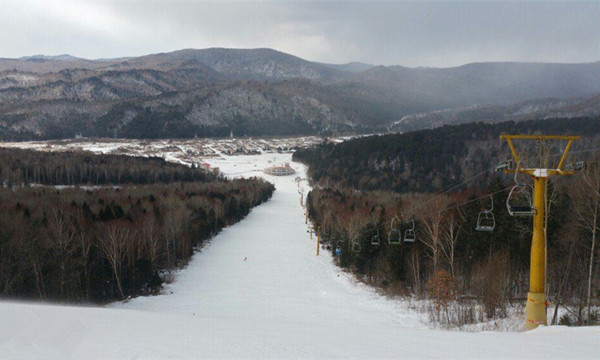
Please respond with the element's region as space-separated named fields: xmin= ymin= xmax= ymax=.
xmin=572 ymin=162 xmax=600 ymax=320
xmin=419 ymin=196 xmax=450 ymax=273
xmin=440 ymin=211 xmax=462 ymax=277
xmin=48 ymin=207 xmax=76 ymax=299
xmin=142 ymin=215 xmax=162 ymax=267
xmin=73 ymin=210 xmax=93 ymax=300
xmin=97 ymin=223 xmax=131 ymax=299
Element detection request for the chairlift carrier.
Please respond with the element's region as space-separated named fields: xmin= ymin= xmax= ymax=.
xmin=388 ymin=218 xmax=402 ymax=245
xmin=506 ymin=161 xmax=536 ymax=217
xmin=404 ymin=220 xmax=416 ymax=243
xmin=371 ymin=229 xmax=380 ymax=246
xmin=475 ymin=195 xmax=496 ymax=232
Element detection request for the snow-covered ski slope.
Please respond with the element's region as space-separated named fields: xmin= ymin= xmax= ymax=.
xmin=2 ymin=153 xmax=599 ymax=359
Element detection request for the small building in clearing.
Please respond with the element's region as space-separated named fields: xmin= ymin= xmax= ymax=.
xmin=263 ymin=163 xmax=296 ymax=176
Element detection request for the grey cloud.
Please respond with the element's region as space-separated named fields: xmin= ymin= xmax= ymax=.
xmin=1 ymin=1 xmax=599 ymax=67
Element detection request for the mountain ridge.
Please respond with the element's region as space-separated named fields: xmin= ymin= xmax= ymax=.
xmin=2 ymin=48 xmax=600 ymax=140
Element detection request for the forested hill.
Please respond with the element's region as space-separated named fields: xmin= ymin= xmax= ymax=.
xmin=3 ymin=48 xmax=600 ymax=140
xmin=293 ymin=117 xmax=600 ymax=192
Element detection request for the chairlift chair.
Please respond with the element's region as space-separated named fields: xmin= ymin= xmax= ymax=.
xmin=506 ymin=162 xmax=535 ymax=217
xmin=575 ymin=161 xmax=586 ymax=171
xmin=475 ymin=195 xmax=496 ymax=232
xmin=351 ymin=235 xmax=361 ymax=253
xmin=371 ymin=229 xmax=380 ymax=246
xmin=388 ymin=218 xmax=401 ymax=245
xmin=404 ymin=220 xmax=416 ymax=243
xmin=564 ymin=161 xmax=586 ymax=172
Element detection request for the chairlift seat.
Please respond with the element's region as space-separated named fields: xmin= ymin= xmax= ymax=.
xmin=388 ymin=229 xmax=401 ymax=245
xmin=371 ymin=234 xmax=380 ymax=246
xmin=508 ymin=205 xmax=535 ymax=216
xmin=475 ymin=200 xmax=496 ymax=232
xmin=404 ymin=230 xmax=415 ymax=243
xmin=506 ymin=167 xmax=535 ymax=217
xmin=404 ymin=219 xmax=416 ymax=242
xmin=475 ymin=224 xmax=494 ymax=232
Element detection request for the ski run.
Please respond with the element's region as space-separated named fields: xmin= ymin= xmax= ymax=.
xmin=1 ymin=153 xmax=598 ymax=359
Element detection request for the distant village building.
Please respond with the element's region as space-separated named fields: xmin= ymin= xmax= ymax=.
xmin=193 ymin=162 xmax=219 ymax=176
xmin=263 ymin=163 xmax=296 ymax=176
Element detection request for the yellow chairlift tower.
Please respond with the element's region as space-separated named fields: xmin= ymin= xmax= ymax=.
xmin=499 ymin=134 xmax=579 ymax=330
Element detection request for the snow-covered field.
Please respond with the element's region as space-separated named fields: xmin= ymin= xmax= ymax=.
xmin=1 ymin=152 xmax=599 ymax=359
xmin=0 ymin=136 xmax=328 ymax=166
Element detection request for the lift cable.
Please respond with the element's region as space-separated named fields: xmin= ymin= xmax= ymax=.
xmin=318 ymin=145 xmax=600 ymax=241
xmin=338 ymin=175 xmax=567 ymax=242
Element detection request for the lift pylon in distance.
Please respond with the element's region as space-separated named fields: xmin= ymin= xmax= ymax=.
xmin=499 ymin=134 xmax=579 ymax=330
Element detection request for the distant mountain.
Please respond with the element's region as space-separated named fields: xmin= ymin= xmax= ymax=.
xmin=2 ymin=48 xmax=600 ymax=140
xmin=19 ymin=54 xmax=83 ymax=61
xmin=161 ymin=48 xmax=345 ymax=83
xmin=319 ymin=61 xmax=375 ymax=73
xmin=351 ymin=62 xmax=600 ymax=109
xmin=1 ymin=48 xmax=345 ymax=83
xmin=391 ymin=94 xmax=600 ymax=132
xmin=422 ymin=61 xmax=600 ymax=102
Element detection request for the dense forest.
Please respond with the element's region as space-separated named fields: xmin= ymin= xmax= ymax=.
xmin=0 ymin=148 xmax=216 ymax=185
xmin=300 ymin=117 xmax=600 ymax=327
xmin=0 ymin=148 xmax=274 ymax=303
xmin=294 ymin=117 xmax=600 ymax=193
xmin=307 ymin=168 xmax=599 ymax=327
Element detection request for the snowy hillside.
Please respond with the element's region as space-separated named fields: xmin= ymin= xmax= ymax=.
xmin=1 ymin=152 xmax=599 ymax=359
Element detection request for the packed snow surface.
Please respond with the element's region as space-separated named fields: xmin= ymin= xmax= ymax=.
xmin=2 ymin=153 xmax=599 ymax=359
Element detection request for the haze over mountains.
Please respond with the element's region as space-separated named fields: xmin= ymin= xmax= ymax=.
xmin=1 ymin=48 xmax=600 ymax=140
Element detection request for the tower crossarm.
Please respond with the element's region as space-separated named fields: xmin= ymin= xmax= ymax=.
xmin=499 ymin=134 xmax=580 ymax=176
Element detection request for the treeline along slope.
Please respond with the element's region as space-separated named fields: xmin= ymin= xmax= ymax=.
xmin=0 ymin=148 xmax=216 ymax=185
xmin=0 ymin=148 xmax=274 ymax=302
xmin=298 ymin=117 xmax=600 ymax=327
xmin=293 ymin=117 xmax=600 ymax=193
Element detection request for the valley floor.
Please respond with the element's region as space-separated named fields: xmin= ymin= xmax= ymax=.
xmin=1 ymin=153 xmax=598 ymax=359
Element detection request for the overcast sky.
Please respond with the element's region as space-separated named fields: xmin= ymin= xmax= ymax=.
xmin=1 ymin=0 xmax=599 ymax=67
